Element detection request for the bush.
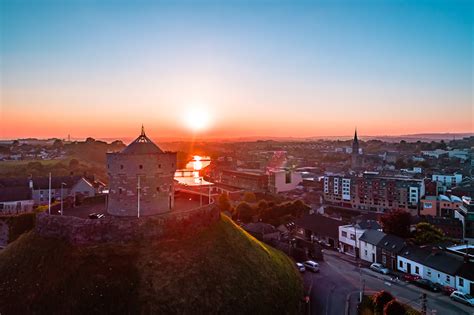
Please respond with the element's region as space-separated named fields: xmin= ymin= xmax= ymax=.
xmin=373 ymin=291 xmax=394 ymax=313
xmin=235 ymin=202 xmax=256 ymax=223
xmin=243 ymin=192 xmax=257 ymax=203
xmin=384 ymin=300 xmax=406 ymax=315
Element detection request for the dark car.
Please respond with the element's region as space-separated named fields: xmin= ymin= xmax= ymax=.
xmin=413 ymin=279 xmax=441 ymax=292
xmin=441 ymin=285 xmax=456 ymax=296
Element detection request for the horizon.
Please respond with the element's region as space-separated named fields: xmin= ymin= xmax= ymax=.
xmin=1 ymin=0 xmax=473 ymax=139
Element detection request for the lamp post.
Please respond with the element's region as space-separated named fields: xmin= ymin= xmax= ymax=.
xmin=48 ymin=173 xmax=51 ymax=215
xmin=60 ymin=182 xmax=66 ymax=215
xmin=200 ymin=177 xmax=203 ymax=207
xmin=137 ymin=175 xmax=141 ymax=218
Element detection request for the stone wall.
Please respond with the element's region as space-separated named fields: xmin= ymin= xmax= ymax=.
xmin=35 ymin=205 xmax=219 ymax=245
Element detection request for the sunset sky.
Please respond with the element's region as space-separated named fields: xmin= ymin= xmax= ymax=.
xmin=1 ymin=0 xmax=472 ymax=140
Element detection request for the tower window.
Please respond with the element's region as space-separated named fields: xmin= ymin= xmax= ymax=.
xmin=119 ymin=188 xmax=122 ymax=195
xmin=158 ymin=164 xmax=161 ymax=168
xmin=120 ymin=165 xmax=124 ymax=170
xmin=139 ymin=165 xmax=143 ymax=169
xmin=156 ymin=187 xmax=160 ymax=192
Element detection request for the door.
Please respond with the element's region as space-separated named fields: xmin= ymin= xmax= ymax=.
xmin=407 ymin=263 xmax=412 ymax=274
xmin=372 ymin=253 xmax=375 ymax=263
xmin=471 ymin=282 xmax=474 ymax=295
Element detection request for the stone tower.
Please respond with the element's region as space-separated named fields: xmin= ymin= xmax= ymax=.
xmin=351 ymin=128 xmax=360 ymax=169
xmin=107 ymin=126 xmax=177 ymax=217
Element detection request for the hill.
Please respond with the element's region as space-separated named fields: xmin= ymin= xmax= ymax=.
xmin=0 ymin=214 xmax=303 ymax=314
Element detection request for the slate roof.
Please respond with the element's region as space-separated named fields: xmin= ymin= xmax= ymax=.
xmin=423 ymin=251 xmax=464 ymax=275
xmin=354 ymin=219 xmax=381 ymax=230
xmin=359 ymin=229 xmax=386 ymax=245
xmin=457 ymin=262 xmax=474 ymax=281
xmin=0 ymin=176 xmax=84 ymax=190
xmin=294 ymin=213 xmax=343 ymax=240
xmin=0 ymin=187 xmax=32 ymax=202
xmin=399 ymin=245 xmax=431 ymax=263
xmin=121 ymin=127 xmax=163 ymax=155
xmin=377 ymin=234 xmax=407 ymax=254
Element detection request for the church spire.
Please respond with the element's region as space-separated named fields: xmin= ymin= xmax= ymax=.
xmin=141 ymin=124 xmax=146 ymax=137
xmin=353 ymin=128 xmax=359 ymax=145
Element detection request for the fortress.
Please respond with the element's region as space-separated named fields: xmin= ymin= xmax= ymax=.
xmin=106 ymin=126 xmax=177 ymax=216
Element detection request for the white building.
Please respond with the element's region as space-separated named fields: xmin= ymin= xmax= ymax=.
xmin=397 ymin=246 xmax=428 ymax=277
xmin=358 ymin=230 xmax=386 ymax=263
xmin=269 ymin=170 xmax=303 ymax=193
xmin=338 ymin=223 xmax=379 ymax=257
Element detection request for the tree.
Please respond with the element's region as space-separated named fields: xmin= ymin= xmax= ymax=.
xmin=243 ymin=192 xmax=257 ymax=203
xmin=413 ymin=222 xmax=445 ymax=245
xmin=235 ymin=202 xmax=255 ymax=223
xmin=257 ymin=199 xmax=268 ymax=211
xmin=381 ymin=210 xmax=411 ymax=238
xmin=217 ymin=193 xmax=231 ymax=213
xmin=373 ymin=290 xmax=394 ymax=313
xmin=52 ymin=139 xmax=64 ymax=149
xmin=383 ymin=299 xmax=406 ymax=315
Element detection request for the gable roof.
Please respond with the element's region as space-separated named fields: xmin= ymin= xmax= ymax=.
xmin=0 ymin=187 xmax=32 ymax=202
xmin=423 ymin=250 xmax=464 ymax=275
xmin=294 ymin=213 xmax=343 ymax=240
xmin=457 ymin=262 xmax=474 ymax=281
xmin=377 ymin=234 xmax=407 ymax=253
xmin=359 ymin=230 xmax=386 ymax=245
xmin=121 ymin=127 xmax=163 ymax=155
xmin=399 ymin=245 xmax=431 ymax=263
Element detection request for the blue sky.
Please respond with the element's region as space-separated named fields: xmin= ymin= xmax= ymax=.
xmin=1 ymin=0 xmax=472 ymax=139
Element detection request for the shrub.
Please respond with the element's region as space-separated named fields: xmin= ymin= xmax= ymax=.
xmin=384 ymin=300 xmax=406 ymax=315
xmin=373 ymin=291 xmax=394 ymax=313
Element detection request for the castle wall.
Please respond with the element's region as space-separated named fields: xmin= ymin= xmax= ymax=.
xmin=35 ymin=204 xmax=219 ymax=245
xmin=107 ymin=152 xmax=177 ymax=216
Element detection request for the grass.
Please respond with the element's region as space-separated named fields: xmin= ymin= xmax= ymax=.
xmin=0 ymin=214 xmax=303 ymax=314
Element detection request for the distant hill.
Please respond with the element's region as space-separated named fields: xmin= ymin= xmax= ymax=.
xmin=0 ymin=215 xmax=303 ymax=314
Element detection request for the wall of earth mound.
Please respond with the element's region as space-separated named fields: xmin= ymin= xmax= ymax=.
xmin=35 ymin=205 xmax=219 ymax=245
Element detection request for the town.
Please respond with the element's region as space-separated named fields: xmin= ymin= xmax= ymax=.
xmin=0 ymin=129 xmax=473 ymax=314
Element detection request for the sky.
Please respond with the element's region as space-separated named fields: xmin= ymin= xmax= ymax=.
xmin=1 ymin=0 xmax=473 ymax=140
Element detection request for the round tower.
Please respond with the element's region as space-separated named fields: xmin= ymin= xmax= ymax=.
xmin=106 ymin=126 xmax=177 ymax=217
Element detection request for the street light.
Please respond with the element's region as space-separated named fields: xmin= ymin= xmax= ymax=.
xmin=60 ymin=182 xmax=67 ymax=215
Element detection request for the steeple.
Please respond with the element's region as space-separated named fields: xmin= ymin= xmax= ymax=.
xmin=141 ymin=124 xmax=146 ymax=137
xmin=353 ymin=128 xmax=359 ymax=145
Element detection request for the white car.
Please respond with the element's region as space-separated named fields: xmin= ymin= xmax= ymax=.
xmin=370 ymin=263 xmax=389 ymax=275
xmin=296 ymin=262 xmax=305 ymax=273
xmin=450 ymin=291 xmax=474 ymax=307
xmin=303 ymin=260 xmax=320 ymax=273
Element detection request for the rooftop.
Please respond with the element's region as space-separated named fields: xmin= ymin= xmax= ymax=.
xmin=121 ymin=126 xmax=164 ymax=155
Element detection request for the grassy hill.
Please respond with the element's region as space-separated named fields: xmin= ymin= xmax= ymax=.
xmin=0 ymin=215 xmax=303 ymax=314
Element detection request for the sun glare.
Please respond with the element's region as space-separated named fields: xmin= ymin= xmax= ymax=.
xmin=183 ymin=106 xmax=212 ymax=132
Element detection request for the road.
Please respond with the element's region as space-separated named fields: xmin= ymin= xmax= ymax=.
xmin=303 ymin=250 xmax=474 ymax=315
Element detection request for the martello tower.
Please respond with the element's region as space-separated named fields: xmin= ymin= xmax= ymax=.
xmin=106 ymin=126 xmax=177 ymax=217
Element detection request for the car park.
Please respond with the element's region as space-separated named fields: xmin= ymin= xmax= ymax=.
xmin=413 ymin=279 xmax=441 ymax=292
xmin=296 ymin=262 xmax=305 ymax=272
xmin=303 ymin=260 xmax=320 ymax=273
xmin=450 ymin=291 xmax=474 ymax=307
xmin=369 ymin=263 xmax=389 ymax=275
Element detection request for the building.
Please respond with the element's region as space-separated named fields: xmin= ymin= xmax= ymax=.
xmin=416 ymin=216 xmax=463 ymax=240
xmin=420 ymin=194 xmax=462 ymax=217
xmin=376 ymin=234 xmax=406 ymax=270
xmin=351 ymin=129 xmax=361 ymax=169
xmin=455 ymin=263 xmax=474 ymax=294
xmin=107 ymin=127 xmax=177 ymax=216
xmin=0 ymin=187 xmax=34 ymax=214
xmin=454 ymin=196 xmax=474 ymax=240
xmin=397 ymin=245 xmax=431 ymax=277
xmin=323 ymin=172 xmax=425 ymax=214
xmin=432 ymin=173 xmax=463 ymax=194
xmin=219 ymin=169 xmax=268 ymax=192
xmin=338 ymin=220 xmax=380 ymax=257
xmin=294 ymin=213 xmax=343 ymax=248
xmin=268 ymin=169 xmax=303 ymax=193
xmin=359 ymin=229 xmax=386 ymax=263
xmin=422 ymin=250 xmax=465 ymax=288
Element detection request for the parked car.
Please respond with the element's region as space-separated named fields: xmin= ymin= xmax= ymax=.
xmin=303 ymin=260 xmax=320 ymax=273
xmin=413 ymin=279 xmax=441 ymax=292
xmin=88 ymin=213 xmax=104 ymax=219
xmin=402 ymin=274 xmax=421 ymax=282
xmin=369 ymin=263 xmax=389 ymax=275
xmin=450 ymin=291 xmax=474 ymax=306
xmin=296 ymin=262 xmax=305 ymax=273
xmin=441 ymin=285 xmax=456 ymax=296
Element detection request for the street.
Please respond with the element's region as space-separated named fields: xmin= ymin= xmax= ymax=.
xmin=303 ymin=251 xmax=474 ymax=315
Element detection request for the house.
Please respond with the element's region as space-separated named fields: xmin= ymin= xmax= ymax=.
xmin=397 ymin=245 xmax=431 ymax=277
xmin=376 ymin=234 xmax=406 ymax=270
xmin=294 ymin=213 xmax=342 ymax=248
xmin=359 ymin=230 xmax=386 ymax=263
xmin=338 ymin=219 xmax=381 ymax=257
xmin=243 ymin=222 xmax=280 ymax=242
xmin=455 ymin=262 xmax=474 ymax=295
xmin=0 ymin=187 xmax=34 ymax=214
xmin=422 ymin=250 xmax=464 ymax=288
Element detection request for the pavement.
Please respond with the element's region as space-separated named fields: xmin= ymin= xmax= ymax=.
xmin=302 ymin=250 xmax=474 ymax=315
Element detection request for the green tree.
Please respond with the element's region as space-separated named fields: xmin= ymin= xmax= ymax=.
xmin=381 ymin=210 xmax=411 ymax=238
xmin=235 ymin=202 xmax=255 ymax=223
xmin=413 ymin=222 xmax=445 ymax=245
xmin=217 ymin=193 xmax=231 ymax=213
xmin=243 ymin=192 xmax=257 ymax=203
xmin=373 ymin=291 xmax=394 ymax=313
xmin=383 ymin=299 xmax=406 ymax=315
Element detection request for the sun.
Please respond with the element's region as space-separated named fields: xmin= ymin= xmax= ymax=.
xmin=183 ymin=106 xmax=212 ymax=132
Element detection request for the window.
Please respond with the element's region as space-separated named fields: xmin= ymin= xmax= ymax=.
xmin=119 ymin=188 xmax=122 ymax=195
xmin=120 ymin=165 xmax=124 ymax=170
xmin=156 ymin=187 xmax=160 ymax=192
xmin=158 ymin=164 xmax=161 ymax=168
xmin=350 ymin=234 xmax=356 ymax=240
xmin=399 ymin=260 xmax=403 ymax=268
xmin=285 ymin=172 xmax=291 ymax=184
xmin=364 ymin=250 xmax=368 ymax=256
xmin=139 ymin=165 xmax=143 ymax=169
xmin=415 ymin=266 xmax=419 ymax=274
xmin=0 ymin=203 xmax=3 ymax=210
xmin=459 ymin=278 xmax=464 ymax=287
xmin=446 ymin=275 xmax=450 ymax=282
xmin=342 ymin=231 xmax=347 ymax=237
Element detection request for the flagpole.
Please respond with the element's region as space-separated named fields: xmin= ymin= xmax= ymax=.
xmin=48 ymin=172 xmax=51 ymax=215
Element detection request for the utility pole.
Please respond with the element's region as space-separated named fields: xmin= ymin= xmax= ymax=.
xmin=421 ymin=293 xmax=427 ymax=315
xmin=60 ymin=182 xmax=66 ymax=215
xmin=48 ymin=173 xmax=51 ymax=215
